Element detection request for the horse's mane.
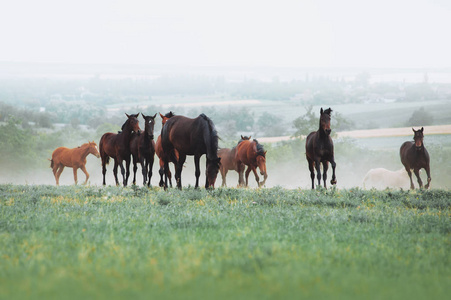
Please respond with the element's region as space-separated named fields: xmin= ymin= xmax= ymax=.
xmin=164 ymin=111 xmax=175 ymax=118
xmin=253 ymin=139 xmax=266 ymax=157
xmin=199 ymin=113 xmax=219 ymax=159
xmin=323 ymin=108 xmax=333 ymax=116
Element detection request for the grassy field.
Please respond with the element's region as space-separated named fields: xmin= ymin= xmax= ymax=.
xmin=1 ymin=185 xmax=450 ymax=299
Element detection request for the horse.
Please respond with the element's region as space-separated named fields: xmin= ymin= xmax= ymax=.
xmin=130 ymin=113 xmax=156 ymax=186
xmin=400 ymin=127 xmax=431 ymax=189
xmin=161 ymin=113 xmax=221 ymax=189
xmin=99 ymin=113 xmax=141 ymax=186
xmin=305 ymin=107 xmax=337 ymax=189
xmin=50 ymin=141 xmax=100 ymax=185
xmin=363 ymin=168 xmax=411 ymax=190
xmin=235 ymin=137 xmax=268 ymax=187
xmin=217 ymin=136 xmax=250 ymax=187
xmin=155 ymin=112 xmax=178 ymax=187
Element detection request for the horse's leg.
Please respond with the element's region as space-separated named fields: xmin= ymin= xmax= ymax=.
xmin=414 ymin=168 xmax=423 ymax=189
xmin=147 ymin=155 xmax=154 ymax=187
xmin=175 ymin=154 xmax=186 ymax=190
xmin=314 ymin=160 xmax=322 ymax=189
xmin=80 ymin=165 xmax=89 ymax=185
xmin=140 ymin=157 xmax=147 ymax=186
xmin=236 ymin=162 xmax=245 ymax=187
xmin=113 ymin=160 xmax=120 ymax=186
xmin=405 ymin=167 xmax=414 ymax=189
xmin=306 ymin=157 xmax=315 ymax=189
xmin=124 ymin=158 xmax=131 ymax=187
xmin=56 ymin=165 xmax=65 ymax=186
xmin=245 ymin=166 xmax=252 ymax=187
xmin=163 ymin=159 xmax=169 ymax=190
xmin=194 ymin=155 xmax=201 ymax=189
xmin=330 ymin=159 xmax=337 ymax=185
xmin=101 ymin=158 xmax=107 ymax=185
xmin=73 ymin=167 xmax=79 ymax=185
xmin=221 ymin=169 xmax=228 ymax=187
xmin=169 ymin=164 xmax=174 ymax=187
xmin=132 ymin=156 xmax=138 ymax=185
xmin=322 ymin=161 xmax=329 ymax=188
xmin=251 ymin=166 xmax=261 ymax=187
xmin=424 ymin=165 xmax=431 ymax=189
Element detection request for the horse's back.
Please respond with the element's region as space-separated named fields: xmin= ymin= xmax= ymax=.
xmin=99 ymin=132 xmax=119 ymax=157
xmin=218 ymin=148 xmax=235 ymax=170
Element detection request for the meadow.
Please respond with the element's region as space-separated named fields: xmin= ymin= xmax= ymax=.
xmin=1 ymin=184 xmax=450 ymax=299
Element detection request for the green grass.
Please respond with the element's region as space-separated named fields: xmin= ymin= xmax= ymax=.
xmin=1 ymin=185 xmax=450 ymax=299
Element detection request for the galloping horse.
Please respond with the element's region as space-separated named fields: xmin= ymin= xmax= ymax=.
xmin=235 ymin=137 xmax=268 ymax=187
xmin=99 ymin=113 xmax=141 ymax=186
xmin=305 ymin=107 xmax=337 ymax=189
xmin=161 ymin=114 xmax=221 ymax=189
xmin=50 ymin=141 xmax=100 ymax=185
xmin=217 ymin=136 xmax=250 ymax=187
xmin=130 ymin=113 xmax=156 ymax=186
xmin=155 ymin=112 xmax=178 ymax=187
xmin=400 ymin=127 xmax=431 ymax=189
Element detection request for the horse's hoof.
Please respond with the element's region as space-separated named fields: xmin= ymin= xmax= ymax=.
xmin=331 ymin=179 xmax=337 ymax=185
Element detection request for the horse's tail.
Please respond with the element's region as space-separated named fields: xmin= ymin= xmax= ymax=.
xmin=200 ymin=114 xmax=219 ymax=160
xmin=49 ymin=159 xmax=54 ymax=169
xmin=99 ymin=135 xmax=110 ymax=165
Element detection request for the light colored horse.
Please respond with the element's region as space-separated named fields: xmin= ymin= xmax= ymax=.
xmin=363 ymin=168 xmax=412 ymax=190
xmin=50 ymin=141 xmax=100 ymax=185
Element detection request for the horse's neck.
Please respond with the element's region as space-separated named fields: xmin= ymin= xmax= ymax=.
xmin=76 ymin=145 xmax=91 ymax=159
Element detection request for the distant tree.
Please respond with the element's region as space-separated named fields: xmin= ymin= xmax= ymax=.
xmin=256 ymin=112 xmax=285 ymax=137
xmin=292 ymin=105 xmax=317 ymax=138
xmin=405 ymin=107 xmax=434 ymax=126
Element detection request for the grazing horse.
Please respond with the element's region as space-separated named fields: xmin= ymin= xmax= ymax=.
xmin=99 ymin=113 xmax=141 ymax=186
xmin=363 ymin=168 xmax=411 ymax=190
xmin=305 ymin=107 xmax=337 ymax=189
xmin=161 ymin=114 xmax=221 ymax=189
xmin=235 ymin=137 xmax=268 ymax=187
xmin=130 ymin=113 xmax=156 ymax=186
xmin=155 ymin=112 xmax=178 ymax=187
xmin=400 ymin=127 xmax=431 ymax=189
xmin=217 ymin=136 xmax=250 ymax=187
xmin=50 ymin=141 xmax=100 ymax=185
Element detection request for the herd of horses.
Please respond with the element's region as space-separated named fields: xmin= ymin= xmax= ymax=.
xmin=49 ymin=108 xmax=432 ymax=190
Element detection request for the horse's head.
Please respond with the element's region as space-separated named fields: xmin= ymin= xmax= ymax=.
xmin=142 ymin=113 xmax=156 ymax=138
xmin=256 ymin=152 xmax=268 ymax=186
xmin=319 ymin=107 xmax=332 ymax=136
xmin=412 ymin=127 xmax=424 ymax=150
xmin=160 ymin=111 xmax=175 ymax=125
xmin=125 ymin=113 xmax=141 ymax=133
xmin=88 ymin=141 xmax=100 ymax=158
xmin=241 ymin=135 xmax=251 ymax=140
xmin=205 ymin=157 xmax=221 ymax=189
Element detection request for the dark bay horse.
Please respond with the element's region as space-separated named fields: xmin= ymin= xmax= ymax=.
xmin=305 ymin=107 xmax=337 ymax=189
xmin=161 ymin=114 xmax=221 ymax=189
xmin=235 ymin=137 xmax=268 ymax=187
xmin=130 ymin=113 xmax=156 ymax=186
xmin=217 ymin=135 xmax=250 ymax=187
xmin=155 ymin=112 xmax=178 ymax=187
xmin=50 ymin=141 xmax=100 ymax=185
xmin=400 ymin=127 xmax=431 ymax=189
xmin=99 ymin=113 xmax=141 ymax=186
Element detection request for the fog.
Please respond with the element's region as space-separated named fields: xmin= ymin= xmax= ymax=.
xmin=1 ymin=0 xmax=451 ymax=68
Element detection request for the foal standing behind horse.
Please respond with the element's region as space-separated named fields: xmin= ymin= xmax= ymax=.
xmin=305 ymin=107 xmax=337 ymax=189
xmin=235 ymin=137 xmax=268 ymax=187
xmin=99 ymin=113 xmax=141 ymax=186
xmin=130 ymin=113 xmax=156 ymax=186
xmin=217 ymin=135 xmax=250 ymax=187
xmin=50 ymin=141 xmax=100 ymax=185
xmin=155 ymin=112 xmax=178 ymax=187
xmin=161 ymin=114 xmax=221 ymax=189
xmin=400 ymin=127 xmax=431 ymax=189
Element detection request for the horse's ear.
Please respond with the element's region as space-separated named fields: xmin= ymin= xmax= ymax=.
xmin=241 ymin=135 xmax=244 ymax=139
xmin=320 ymin=108 xmax=324 ymax=115
xmin=141 ymin=113 xmax=146 ymax=119
xmin=159 ymin=113 xmax=164 ymax=119
xmin=412 ymin=128 xmax=415 ymax=132
xmin=125 ymin=113 xmax=130 ymax=118
xmin=421 ymin=127 xmax=424 ymax=132
xmin=153 ymin=113 xmax=157 ymax=119
xmin=249 ymin=136 xmax=252 ymax=140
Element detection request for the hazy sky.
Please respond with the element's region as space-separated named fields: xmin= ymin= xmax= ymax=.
xmin=1 ymin=0 xmax=450 ymax=68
